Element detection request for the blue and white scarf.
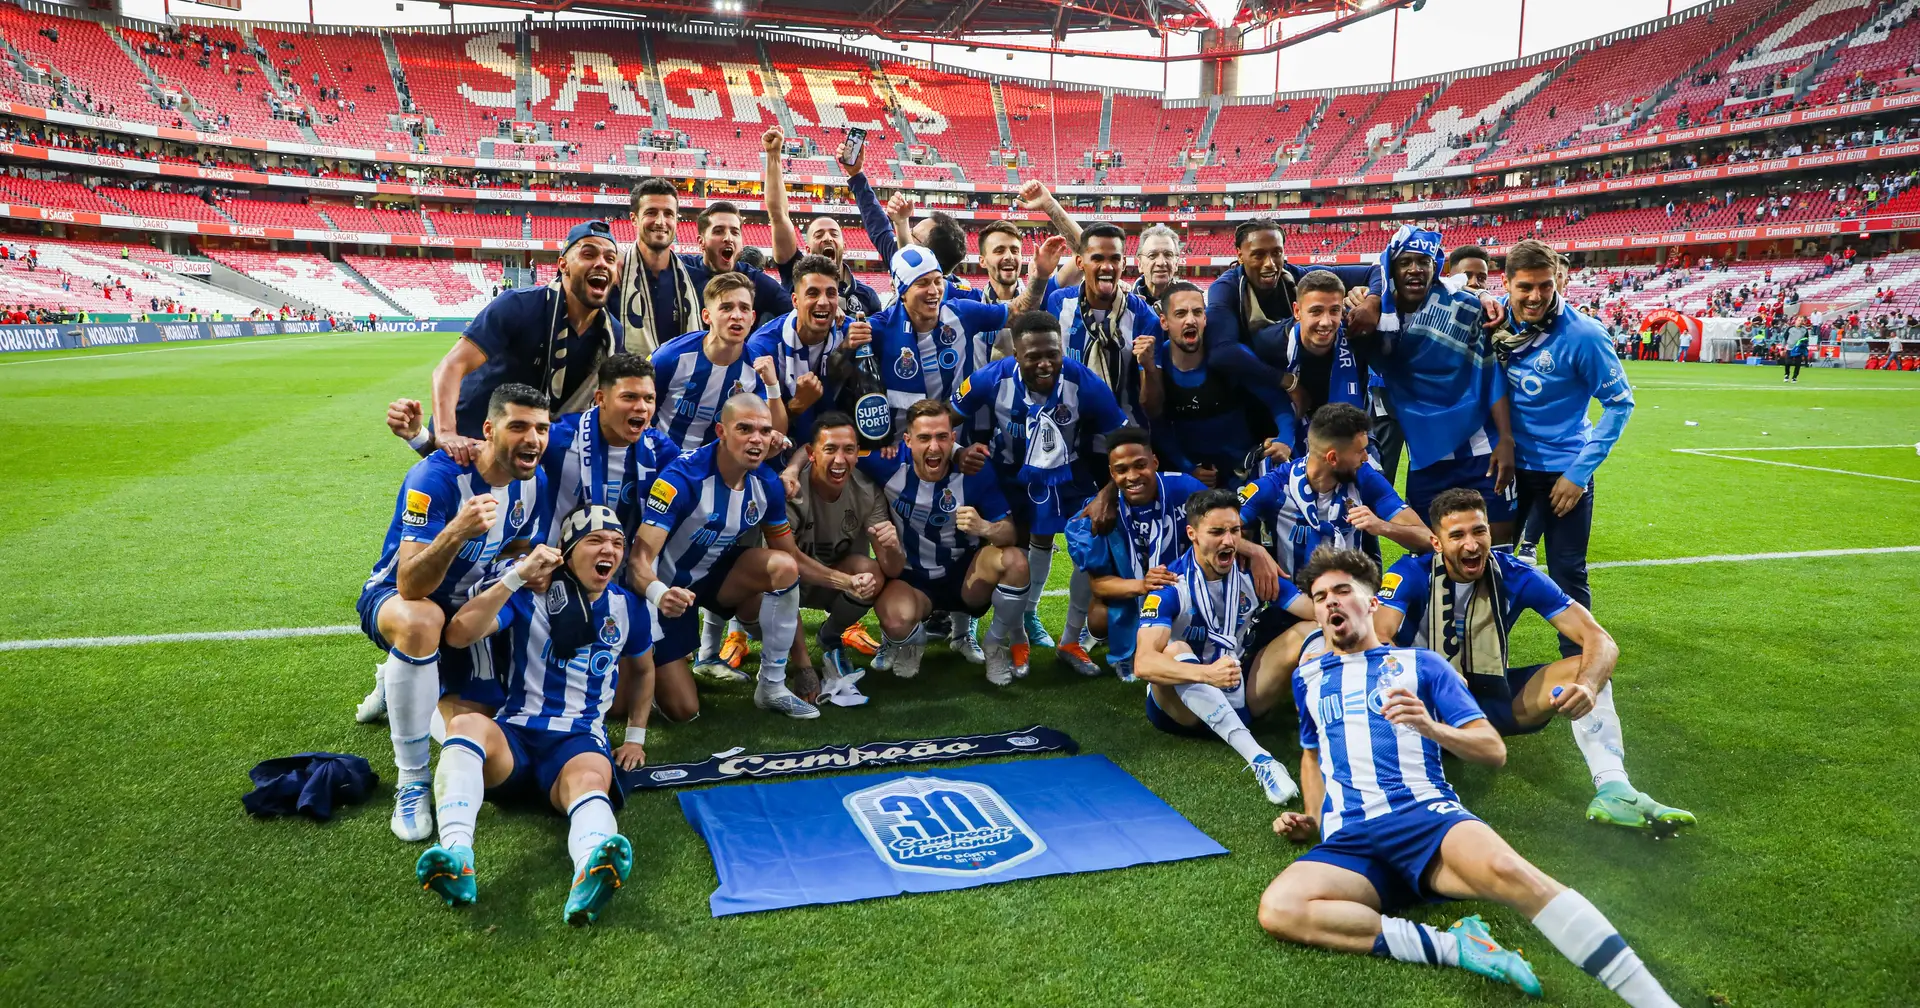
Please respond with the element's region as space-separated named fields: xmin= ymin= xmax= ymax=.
xmin=1376 ymin=225 xmax=1444 ymax=334
xmin=1013 ymin=375 xmax=1073 ymax=489
xmin=1118 ymin=475 xmax=1180 ymax=578
xmin=1186 ymin=555 xmax=1256 ymax=661
xmin=1282 ymin=457 xmax=1356 ymax=575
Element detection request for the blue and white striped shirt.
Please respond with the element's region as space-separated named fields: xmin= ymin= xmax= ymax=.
xmin=364 ymin=452 xmax=547 ymax=610
xmin=641 ymin=442 xmax=790 ymax=589
xmin=649 ymin=330 xmax=773 ymax=452
xmin=745 ymin=310 xmax=849 ymax=445
xmin=1292 ymin=646 xmax=1486 ymax=838
xmin=857 ymin=452 xmax=1011 ymax=580
xmin=543 ymin=407 xmax=678 ymax=543
xmin=496 ymin=582 xmax=653 ymax=741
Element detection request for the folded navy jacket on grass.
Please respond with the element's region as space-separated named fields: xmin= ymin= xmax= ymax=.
xmin=243 ymin=752 xmax=378 ymax=821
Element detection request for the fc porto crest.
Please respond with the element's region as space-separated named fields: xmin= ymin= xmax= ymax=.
xmin=1535 ymin=347 xmax=1556 ymax=374
xmin=938 ymin=487 xmax=958 ymax=513
xmin=510 ymin=498 xmax=527 ymax=527
xmin=843 ymin=776 xmax=1044 ymax=877
xmin=894 ymin=346 xmax=920 ymax=380
xmin=1052 ymin=403 xmax=1074 ymax=426
xmin=744 ymin=498 xmax=762 ymax=527
xmin=936 ymin=324 xmax=958 ymax=347
xmin=599 ymin=615 xmax=621 ymax=646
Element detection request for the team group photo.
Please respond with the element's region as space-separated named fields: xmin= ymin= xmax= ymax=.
xmin=1 ymin=0 xmax=1916 ymax=1004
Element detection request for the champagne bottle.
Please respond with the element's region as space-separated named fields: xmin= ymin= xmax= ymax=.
xmin=842 ymin=341 xmax=892 ymax=449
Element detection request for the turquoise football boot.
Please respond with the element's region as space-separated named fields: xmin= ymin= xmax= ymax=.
xmin=415 ymin=843 xmax=476 ymax=908
xmin=1448 ymin=915 xmax=1543 ymax=998
xmin=564 ymin=835 xmax=634 ymax=926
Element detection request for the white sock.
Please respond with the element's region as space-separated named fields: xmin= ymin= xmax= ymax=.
xmin=698 ymin=610 xmax=727 ymax=660
xmin=384 ymin=648 xmax=439 ymax=787
xmin=1532 ymin=890 xmax=1680 ymax=1008
xmin=1377 ymin=916 xmax=1460 ymax=966
xmin=757 ymin=585 xmax=799 ymax=685
xmin=1064 ymin=568 xmax=1091 ymax=642
xmin=885 ymin=623 xmax=928 ymax=648
xmin=1572 ymin=682 xmax=1632 ymax=789
xmin=988 ymin=582 xmax=1027 ymax=643
xmin=1174 ymin=675 xmax=1269 ymax=764
xmin=566 ymin=790 xmax=618 ymax=875
xmin=1025 ymin=542 xmax=1053 ymax=614
xmin=434 ymin=735 xmax=485 ymax=850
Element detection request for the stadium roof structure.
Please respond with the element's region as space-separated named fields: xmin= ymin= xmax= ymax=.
xmin=455 ymin=0 xmax=1418 ymax=57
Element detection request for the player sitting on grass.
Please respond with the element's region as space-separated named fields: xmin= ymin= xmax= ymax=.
xmin=1065 ymin=427 xmax=1208 ymax=680
xmin=1238 ymin=402 xmax=1430 ymax=577
xmin=417 ymin=505 xmax=654 ymax=926
xmin=779 ymin=411 xmax=905 ymax=699
xmin=1262 ymin=547 xmax=1684 ymax=1006
xmin=859 ymin=399 xmax=1031 ymax=685
xmin=356 ymin=383 xmax=551 ymax=841
xmin=1376 ymin=489 xmax=1692 ymax=834
xmin=1134 ymin=488 xmax=1316 ymax=805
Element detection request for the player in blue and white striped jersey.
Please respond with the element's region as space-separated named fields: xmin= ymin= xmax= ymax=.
xmin=1237 ymin=403 xmax=1429 ymax=578
xmin=630 ymin=394 xmax=816 ymax=720
xmin=415 ymin=506 xmax=653 ymax=926
xmin=650 ymin=272 xmax=786 ymax=453
xmin=858 ymin=399 xmax=1031 ymax=685
xmin=1134 ymin=488 xmax=1314 ymax=805
xmin=541 ymin=353 xmax=677 ymax=549
xmin=744 ymin=254 xmax=871 ymax=448
xmin=1260 ymin=548 xmax=1682 ymax=1007
xmin=355 ymin=384 xmax=551 ymax=842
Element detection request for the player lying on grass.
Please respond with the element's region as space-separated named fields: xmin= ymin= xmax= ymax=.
xmin=356 ymin=383 xmax=551 ymax=841
xmin=630 ymin=394 xmax=816 ymax=720
xmin=418 ymin=505 xmax=653 ymax=926
xmin=1261 ymin=547 xmax=1683 ymax=1005
xmin=1375 ymin=488 xmax=1694 ymax=834
xmin=1133 ymin=489 xmax=1316 ymax=805
xmin=1065 ymin=427 xmax=1210 ymax=680
xmin=859 ymin=399 xmax=1031 ymax=685
xmin=777 ymin=411 xmax=905 ymax=701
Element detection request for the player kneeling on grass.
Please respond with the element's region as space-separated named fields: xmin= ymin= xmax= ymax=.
xmin=781 ymin=412 xmax=905 ymax=700
xmin=1134 ymin=489 xmax=1316 ymax=805
xmin=357 ymin=383 xmax=551 ymax=841
xmin=630 ymin=394 xmax=816 ymax=719
xmin=419 ymin=505 xmax=655 ymax=926
xmin=1261 ymin=547 xmax=1682 ymax=1005
xmin=859 ymin=399 xmax=1031 ymax=685
xmin=1375 ymin=488 xmax=1693 ymax=834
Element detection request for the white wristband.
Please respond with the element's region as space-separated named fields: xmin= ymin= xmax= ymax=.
xmin=406 ymin=428 xmax=434 ymax=452
xmin=502 ymin=568 xmax=527 ymax=592
xmin=644 ymin=581 xmax=669 ymax=606
xmin=626 ymin=725 xmax=646 ymax=745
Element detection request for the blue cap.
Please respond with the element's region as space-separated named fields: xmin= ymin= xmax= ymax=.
xmin=562 ymin=219 xmax=616 ymax=256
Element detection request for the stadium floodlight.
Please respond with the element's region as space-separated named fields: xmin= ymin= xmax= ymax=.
xmin=1195 ymin=0 xmax=1242 ymax=28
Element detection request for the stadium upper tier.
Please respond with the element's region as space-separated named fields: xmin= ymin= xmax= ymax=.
xmin=0 ymin=0 xmax=1912 ymax=196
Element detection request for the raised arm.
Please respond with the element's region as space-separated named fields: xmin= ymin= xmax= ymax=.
xmin=762 ymin=128 xmax=799 ymax=266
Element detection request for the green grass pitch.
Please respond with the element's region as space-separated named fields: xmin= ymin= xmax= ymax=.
xmin=1 ymin=333 xmax=1916 ymax=1007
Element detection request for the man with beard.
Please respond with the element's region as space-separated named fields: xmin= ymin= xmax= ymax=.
xmin=1134 ymin=489 xmax=1314 ymax=805
xmin=417 ymin=506 xmax=653 ymax=926
xmin=612 ymin=180 xmax=791 ymax=356
xmin=975 ymin=221 xmax=1028 ymax=305
xmin=1496 ymin=240 xmax=1634 ymax=656
xmin=1273 ymin=271 xmax=1371 ymax=458
xmin=782 ymin=412 xmax=903 ymax=695
xmin=1143 ymin=281 xmax=1294 ymax=485
xmin=762 ymin=128 xmax=883 ymax=319
xmin=1347 ymin=226 xmax=1518 ymax=542
xmin=1203 ymin=219 xmax=1374 ymax=372
xmin=425 ymin=221 xmax=620 ymax=465
xmin=1042 ymin=222 xmax=1161 ymax=427
xmin=1127 ymin=224 xmax=1184 ymax=305
xmin=1374 ymin=489 xmax=1693 ymax=834
xmin=747 ymin=254 xmax=871 ymax=448
xmin=882 ymin=180 xmax=1082 ymax=300
xmin=631 ymin=394 xmax=816 ymax=720
xmin=1262 ymin=548 xmax=1685 ymax=1007
xmin=953 ymin=312 xmax=1127 ymax=676
xmin=860 ymin=400 xmax=1031 ymax=685
xmin=651 ymin=273 xmax=786 ymax=452
xmin=356 ymin=384 xmax=551 ymax=841
xmin=1238 ymin=403 xmax=1428 ymax=579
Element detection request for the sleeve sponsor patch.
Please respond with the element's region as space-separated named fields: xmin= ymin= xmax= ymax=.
xmin=646 ymin=480 xmax=676 ymax=514
xmin=1140 ymin=593 xmax=1162 ymax=619
xmin=1237 ymin=482 xmax=1258 ymax=503
xmin=957 ymin=376 xmax=971 ymax=398
xmin=402 ymin=489 xmax=431 ymax=527
xmin=1378 ymin=572 xmax=1401 ymax=600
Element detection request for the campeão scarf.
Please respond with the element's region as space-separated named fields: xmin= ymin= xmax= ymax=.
xmin=1423 ymin=551 xmax=1509 ymax=688
xmin=1185 ymin=554 xmax=1256 ymax=661
xmin=1013 ymin=373 xmax=1073 ymax=489
xmin=1117 ymin=475 xmax=1180 ymax=578
xmin=1282 ymin=458 xmax=1359 ymax=575
xmin=1377 ymin=225 xmax=1444 ymax=334
xmin=1283 ymin=321 xmax=1365 ymax=435
xmin=618 ymin=248 xmax=700 ymax=356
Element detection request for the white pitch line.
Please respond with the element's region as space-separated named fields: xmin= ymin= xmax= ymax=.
xmin=1677 ymin=444 xmax=1910 ymax=451
xmin=1672 ymin=448 xmax=1920 ymax=484
xmin=7 ymin=546 xmax=1916 ymax=650
xmin=1632 ymin=383 xmax=1920 ymax=391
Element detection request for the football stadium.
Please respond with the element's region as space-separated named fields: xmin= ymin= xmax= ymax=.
xmin=0 ymin=0 xmax=1917 ymax=1004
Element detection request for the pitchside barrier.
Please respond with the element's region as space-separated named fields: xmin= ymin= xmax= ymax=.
xmin=0 ymin=317 xmax=469 ymax=353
